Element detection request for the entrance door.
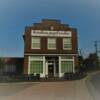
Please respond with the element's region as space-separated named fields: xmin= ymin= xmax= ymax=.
xmin=48 ymin=64 xmax=54 ymax=78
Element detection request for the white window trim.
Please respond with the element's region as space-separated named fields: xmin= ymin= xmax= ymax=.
xmin=63 ymin=38 xmax=72 ymax=50
xmin=31 ymin=37 xmax=41 ymax=49
xmin=47 ymin=38 xmax=56 ymax=49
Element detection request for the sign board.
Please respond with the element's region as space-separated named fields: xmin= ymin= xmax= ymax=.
xmin=31 ymin=30 xmax=71 ymax=37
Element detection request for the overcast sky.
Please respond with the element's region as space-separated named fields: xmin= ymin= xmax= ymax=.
xmin=0 ymin=0 xmax=100 ymax=57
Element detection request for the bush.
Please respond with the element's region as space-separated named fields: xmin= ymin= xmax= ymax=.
xmin=64 ymin=72 xmax=87 ymax=80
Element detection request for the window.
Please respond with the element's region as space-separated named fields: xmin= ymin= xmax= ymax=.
xmin=61 ymin=56 xmax=73 ymax=73
xmin=48 ymin=38 xmax=56 ymax=49
xmin=61 ymin=61 xmax=73 ymax=73
xmin=32 ymin=37 xmax=40 ymax=49
xmin=30 ymin=61 xmax=43 ymax=74
xmin=63 ymin=38 xmax=72 ymax=50
xmin=29 ymin=56 xmax=43 ymax=74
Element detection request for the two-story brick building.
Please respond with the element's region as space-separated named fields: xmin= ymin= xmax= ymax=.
xmin=23 ymin=19 xmax=78 ymax=78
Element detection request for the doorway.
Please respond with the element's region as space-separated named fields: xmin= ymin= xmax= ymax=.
xmin=45 ymin=56 xmax=59 ymax=78
xmin=48 ymin=63 xmax=54 ymax=78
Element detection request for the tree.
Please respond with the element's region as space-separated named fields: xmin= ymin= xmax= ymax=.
xmin=0 ymin=58 xmax=4 ymax=75
xmin=78 ymin=55 xmax=84 ymax=72
xmin=83 ymin=53 xmax=100 ymax=71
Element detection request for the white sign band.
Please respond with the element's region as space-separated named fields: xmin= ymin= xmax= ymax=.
xmin=31 ymin=30 xmax=71 ymax=37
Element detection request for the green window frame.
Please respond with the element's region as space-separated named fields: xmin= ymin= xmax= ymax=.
xmin=30 ymin=61 xmax=43 ymax=74
xmin=32 ymin=37 xmax=40 ymax=49
xmin=48 ymin=38 xmax=56 ymax=49
xmin=63 ymin=38 xmax=72 ymax=50
xmin=61 ymin=61 xmax=73 ymax=73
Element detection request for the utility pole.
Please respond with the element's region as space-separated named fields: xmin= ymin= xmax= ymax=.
xmin=93 ymin=40 xmax=100 ymax=68
xmin=94 ymin=41 xmax=100 ymax=55
xmin=94 ymin=41 xmax=98 ymax=55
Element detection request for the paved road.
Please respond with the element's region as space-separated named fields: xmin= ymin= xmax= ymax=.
xmin=87 ymin=72 xmax=100 ymax=100
xmin=0 ymin=78 xmax=94 ymax=100
xmin=91 ymin=72 xmax=100 ymax=92
xmin=0 ymin=82 xmax=34 ymax=96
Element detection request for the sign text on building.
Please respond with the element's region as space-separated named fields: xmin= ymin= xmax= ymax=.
xmin=31 ymin=30 xmax=71 ymax=37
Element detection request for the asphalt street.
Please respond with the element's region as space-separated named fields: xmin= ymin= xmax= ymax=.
xmin=0 ymin=72 xmax=100 ymax=100
xmin=91 ymin=72 xmax=100 ymax=92
xmin=0 ymin=82 xmax=34 ymax=96
xmin=86 ymin=72 xmax=100 ymax=100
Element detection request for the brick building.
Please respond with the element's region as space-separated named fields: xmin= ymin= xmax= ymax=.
xmin=23 ymin=19 xmax=78 ymax=78
xmin=0 ymin=57 xmax=23 ymax=75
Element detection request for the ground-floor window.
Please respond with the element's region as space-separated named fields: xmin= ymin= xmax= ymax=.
xmin=30 ymin=61 xmax=43 ymax=74
xmin=61 ymin=61 xmax=73 ymax=73
xmin=29 ymin=56 xmax=43 ymax=74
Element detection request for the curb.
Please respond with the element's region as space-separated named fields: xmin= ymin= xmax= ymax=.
xmin=0 ymin=81 xmax=39 ymax=86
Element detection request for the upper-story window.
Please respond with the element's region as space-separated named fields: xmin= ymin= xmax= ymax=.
xmin=32 ymin=37 xmax=40 ymax=49
xmin=63 ymin=38 xmax=72 ymax=50
xmin=48 ymin=38 xmax=56 ymax=49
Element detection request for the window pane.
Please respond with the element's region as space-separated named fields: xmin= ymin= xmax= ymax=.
xmin=32 ymin=37 xmax=40 ymax=49
xmin=30 ymin=61 xmax=43 ymax=74
xmin=64 ymin=38 xmax=71 ymax=43
xmin=48 ymin=38 xmax=56 ymax=49
xmin=64 ymin=44 xmax=71 ymax=48
xmin=61 ymin=61 xmax=73 ymax=73
xmin=32 ymin=43 xmax=40 ymax=48
xmin=48 ymin=43 xmax=56 ymax=48
xmin=63 ymin=38 xmax=72 ymax=49
xmin=32 ymin=37 xmax=40 ymax=43
xmin=48 ymin=38 xmax=56 ymax=43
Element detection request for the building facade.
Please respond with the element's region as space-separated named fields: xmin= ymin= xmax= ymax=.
xmin=0 ymin=57 xmax=23 ymax=75
xmin=23 ymin=19 xmax=78 ymax=78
